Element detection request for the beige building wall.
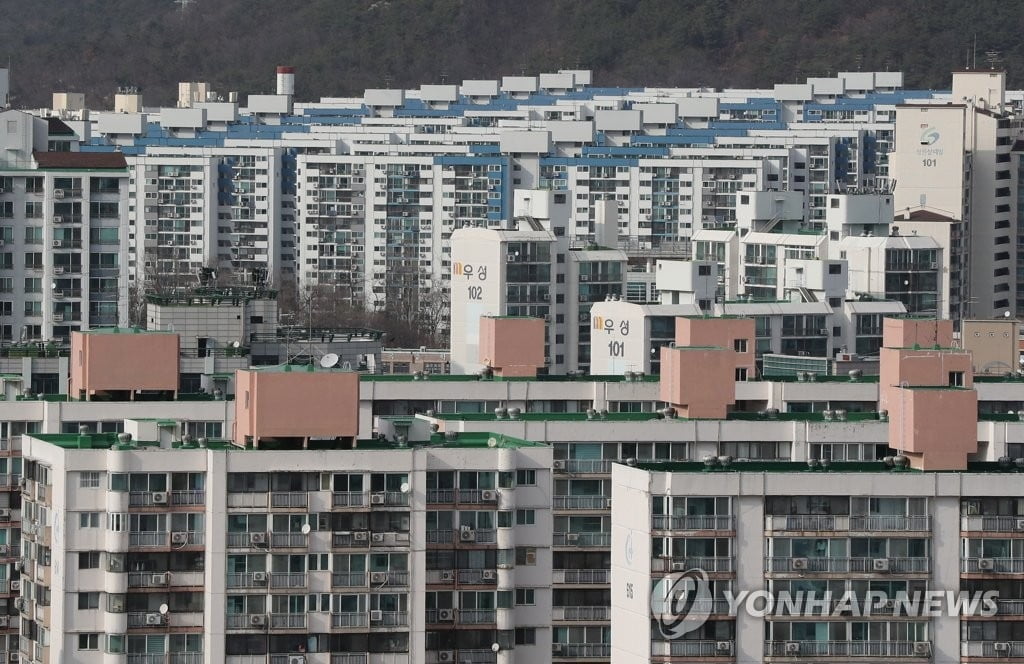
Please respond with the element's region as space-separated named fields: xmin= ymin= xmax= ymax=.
xmin=961 ymin=318 xmax=1020 ymax=374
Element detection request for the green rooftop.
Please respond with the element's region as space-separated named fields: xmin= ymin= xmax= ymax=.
xmin=80 ymin=327 xmax=170 ymax=335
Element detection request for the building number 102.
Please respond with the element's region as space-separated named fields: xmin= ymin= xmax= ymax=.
xmin=467 ymin=285 xmax=482 ymax=300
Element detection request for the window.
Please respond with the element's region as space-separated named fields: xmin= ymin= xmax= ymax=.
xmin=515 ymin=470 xmax=536 ymax=486
xmin=79 ymin=471 xmax=100 ymax=488
xmin=78 ymin=633 xmax=99 ymax=650
xmin=949 ymin=371 xmax=965 ymax=387
xmin=830 ymin=198 xmax=840 ymax=208
xmin=733 ymin=339 xmax=747 ymax=353
xmin=78 ymin=592 xmax=100 ymax=610
xmin=735 ymin=368 xmax=748 ymax=381
xmin=828 ymin=263 xmax=842 ymax=274
xmin=78 ymin=552 xmax=100 ymax=569
xmin=497 ymin=511 xmax=513 ymax=528
xmin=698 ymin=264 xmax=712 ymax=276
xmin=515 ymin=628 xmax=537 ymax=645
xmin=828 ymin=297 xmax=842 ymax=308
xmin=515 ymin=588 xmax=536 ymax=605
xmin=516 ymin=510 xmax=535 ymax=526
xmin=79 ymin=512 xmax=100 ymax=528
xmin=515 ymin=547 xmax=537 ymax=565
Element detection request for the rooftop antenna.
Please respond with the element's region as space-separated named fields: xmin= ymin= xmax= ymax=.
xmin=384 ymin=74 xmax=393 ymax=89
xmin=440 ymin=71 xmax=448 ymax=85
xmin=973 ymin=34 xmax=978 ymax=69
xmin=985 ymin=50 xmax=1002 ymax=70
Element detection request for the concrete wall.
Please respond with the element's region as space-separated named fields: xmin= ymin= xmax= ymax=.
xmin=70 ymin=330 xmax=179 ymax=398
xmin=234 ymin=368 xmax=359 ymax=444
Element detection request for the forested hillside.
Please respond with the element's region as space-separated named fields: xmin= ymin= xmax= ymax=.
xmin=3 ymin=0 xmax=1024 ymax=108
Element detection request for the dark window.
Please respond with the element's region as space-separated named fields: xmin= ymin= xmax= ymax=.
xmin=828 ymin=264 xmax=842 ymax=274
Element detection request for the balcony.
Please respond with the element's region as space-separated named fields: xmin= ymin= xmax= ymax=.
xmin=427 ymin=489 xmax=455 ymax=503
xmin=553 ymin=568 xmax=609 ymax=584
xmin=651 ymin=640 xmax=734 ymax=657
xmin=171 ymin=490 xmax=205 ymax=506
xmin=553 ymin=531 xmax=611 ymax=547
xmin=369 ymin=570 xmax=409 ymax=586
xmin=961 ymin=515 xmax=1024 ymax=532
xmin=330 ymin=655 xmax=370 ymax=664
xmin=129 ymin=531 xmax=168 ymax=547
xmin=457 ymin=569 xmax=498 ymax=585
xmin=963 ymin=641 xmax=1024 ymax=657
xmin=332 ymin=491 xmax=366 ymax=508
xmin=429 ymin=529 xmax=496 ymax=544
xmin=553 ymin=606 xmax=610 ymax=621
xmin=370 ymin=491 xmax=409 ymax=506
xmin=553 ymin=643 xmax=610 ymax=658
xmin=225 ymin=613 xmax=264 ymax=629
xmin=457 ymin=489 xmax=499 ymax=504
xmin=458 ymin=609 xmax=497 ymax=624
xmin=962 ymin=557 xmax=1024 ymax=574
xmin=765 ymin=515 xmax=931 ymax=532
xmin=766 ymin=557 xmax=930 ymax=574
xmin=370 ymin=611 xmax=408 ymax=627
xmin=657 ymin=556 xmax=734 ymax=573
xmin=558 ymin=459 xmax=612 ymax=474
xmin=128 ymin=571 xmax=203 ymax=588
xmin=653 ymin=515 xmax=735 ymax=530
xmin=269 ymin=572 xmax=307 ymax=588
xmin=765 ymin=640 xmax=929 ymax=657
xmin=270 ymin=533 xmax=308 ymax=548
xmin=554 ymin=495 xmax=609 ymax=510
xmin=331 ymin=571 xmax=367 ymax=587
xmin=270 ymin=491 xmax=307 ymax=508
xmin=226 ymin=532 xmax=266 ymax=548
xmin=269 ymin=613 xmax=307 ymax=629
xmin=332 ymin=532 xmax=371 ymax=549
xmin=331 ymin=612 xmax=369 ymax=628
xmin=226 ymin=572 xmax=268 ymax=589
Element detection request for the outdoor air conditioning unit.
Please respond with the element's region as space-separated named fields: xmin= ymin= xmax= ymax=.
xmin=370 ymin=571 xmax=388 ymax=584
xmin=353 ymin=531 xmax=370 ymax=542
xmin=552 ymin=460 xmax=567 ymax=472
xmin=53 ymin=216 xmax=63 ymax=224
xmin=289 ymin=657 xmax=306 ymax=664
xmin=10 ymin=581 xmax=20 ymax=592
xmin=14 ymin=598 xmax=25 ymax=612
xmin=371 ymin=533 xmax=385 ymax=543
xmin=145 ymin=613 xmax=163 ymax=625
xmin=437 ymin=651 xmax=455 ymax=662
xmin=481 ymin=490 xmax=498 ymax=502
xmin=54 ymin=267 xmax=64 ymax=274
xmin=482 ymin=570 xmax=496 ymax=581
xmin=791 ymin=558 xmax=809 ymax=570
xmin=460 ymin=529 xmax=476 ymax=543
xmin=440 ymin=570 xmax=455 ymax=582
xmin=0 ymin=545 xmax=8 ymax=555
xmin=994 ymin=642 xmax=1011 ymax=652
xmin=552 ymin=644 xmax=564 ymax=655
xmin=913 ymin=642 xmax=931 ymax=655
xmin=437 ymin=609 xmax=455 ymax=622
xmin=369 ymin=609 xmax=383 ymax=622
xmin=150 ymin=573 xmax=169 ymax=585
xmin=0 ymin=617 xmax=8 ymax=628
xmin=252 ymin=571 xmax=268 ymax=583
xmin=1015 ymin=519 xmax=1024 ymax=531
xmin=979 ymin=558 xmax=996 ymax=571
xmin=873 ymin=558 xmax=890 ymax=572
xmin=249 ymin=614 xmax=267 ymax=627
xmin=716 ymin=641 xmax=732 ymax=653
xmin=370 ymin=492 xmax=386 ymax=505
xmin=566 ymin=533 xmax=580 ymax=544
xmin=818 ymin=328 xmax=830 ymax=336
xmin=0 ymin=509 xmax=10 ymax=520
xmin=249 ymin=532 xmax=267 ymax=545
xmin=151 ymin=491 xmax=168 ymax=504
xmin=171 ymin=532 xmax=189 ymax=545
xmin=784 ymin=642 xmax=801 ymax=654
xmin=671 ymin=561 xmax=687 ymax=571
xmin=929 ymin=262 xmax=938 ymax=270
xmin=53 ymin=189 xmax=64 ymax=199
xmin=52 ymin=240 xmax=61 ymax=248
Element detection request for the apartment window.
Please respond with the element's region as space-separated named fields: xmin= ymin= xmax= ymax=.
xmin=109 ymin=473 xmax=128 ymax=491
xmin=828 ymin=263 xmax=842 ymax=274
xmin=515 ymin=588 xmax=536 ymax=605
xmin=79 ymin=472 xmax=100 ymax=488
xmin=78 ymin=552 xmax=100 ymax=569
xmin=515 ymin=628 xmax=537 ymax=645
xmin=79 ymin=512 xmax=100 ymax=528
xmin=515 ymin=547 xmax=537 ymax=566
xmin=515 ymin=510 xmax=536 ymax=526
xmin=949 ymin=371 xmax=965 ymax=387
xmin=828 ymin=297 xmax=842 ymax=308
xmin=77 ymin=634 xmax=99 ymax=650
xmin=515 ymin=470 xmax=536 ymax=486
xmin=735 ymin=368 xmax=748 ymax=381
xmin=78 ymin=592 xmax=100 ymax=610
xmin=733 ymin=339 xmax=747 ymax=353
xmin=698 ymin=264 xmax=712 ymax=276
xmin=497 ymin=511 xmax=513 ymax=528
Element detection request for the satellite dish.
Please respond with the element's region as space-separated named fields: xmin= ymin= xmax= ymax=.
xmin=158 ymin=604 xmax=169 ymax=615
xmin=320 ymin=353 xmax=340 ymax=369
xmin=487 ymin=437 xmax=498 ymax=448
xmin=50 ymin=283 xmax=57 ymax=290
xmin=399 ymin=482 xmax=411 ymax=494
xmin=232 ymin=340 xmax=241 ymax=348
xmin=491 ymin=643 xmax=501 ymax=653
xmin=300 ymin=523 xmax=312 ymax=535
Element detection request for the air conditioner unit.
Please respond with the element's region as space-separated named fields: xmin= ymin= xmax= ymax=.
xmin=0 ymin=509 xmax=10 ymax=520
xmin=482 ymin=570 xmax=496 ymax=581
xmin=929 ymin=262 xmax=938 ymax=270
xmin=0 ymin=545 xmax=8 ymax=555
xmin=145 ymin=613 xmax=163 ymax=625
xmin=994 ymin=642 xmax=1011 ymax=652
xmin=369 ymin=609 xmax=383 ymax=622
xmin=52 ymin=240 xmax=61 ymax=248
xmin=53 ymin=216 xmax=63 ymax=224
xmin=0 ymin=616 xmax=8 ymax=628
xmin=1015 ymin=519 xmax=1024 ymax=531
xmin=566 ymin=533 xmax=580 ymax=544
xmin=53 ymin=313 xmax=64 ymax=322
xmin=371 ymin=533 xmax=385 ymax=543
xmin=289 ymin=657 xmax=306 ymax=664
xmin=481 ymin=490 xmax=498 ymax=502
xmin=818 ymin=328 xmax=830 ymax=336
xmin=53 ymin=189 xmax=65 ymax=199
xmin=13 ymin=598 xmax=25 ymax=612
xmin=790 ymin=557 xmax=809 ymax=570
xmin=979 ymin=558 xmax=996 ymax=571
xmin=353 ymin=531 xmax=370 ymax=542
xmin=150 ymin=573 xmax=169 ymax=585
xmin=437 ymin=651 xmax=455 ymax=662
xmin=252 ymin=571 xmax=268 ymax=583
xmin=440 ymin=570 xmax=455 ymax=582
xmin=249 ymin=532 xmax=267 ymax=546
xmin=873 ymin=558 xmax=890 ymax=572
xmin=370 ymin=492 xmax=386 ymax=505
xmin=553 ymin=460 xmax=566 ymax=471
xmin=671 ymin=561 xmax=687 ymax=571
xmin=151 ymin=491 xmax=168 ymax=504
xmin=370 ymin=571 xmax=388 ymax=584
xmin=437 ymin=609 xmax=455 ymax=622
xmin=913 ymin=642 xmax=931 ymax=655
xmin=716 ymin=641 xmax=732 ymax=653
xmin=7 ymin=651 xmax=15 ymax=662
xmin=460 ymin=529 xmax=477 ymax=542
xmin=249 ymin=614 xmax=267 ymax=627
xmin=171 ymin=532 xmax=189 ymax=545
xmin=9 ymin=581 xmax=20 ymax=592
xmin=54 ymin=267 xmax=64 ymax=274
xmin=784 ymin=642 xmax=801 ymax=654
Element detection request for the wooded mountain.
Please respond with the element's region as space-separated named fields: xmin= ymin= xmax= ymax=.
xmin=2 ymin=0 xmax=1023 ymax=108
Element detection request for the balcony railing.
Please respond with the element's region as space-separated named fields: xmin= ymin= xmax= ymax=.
xmin=270 ymin=533 xmax=308 ymax=548
xmin=331 ymin=612 xmax=368 ymax=628
xmin=963 ymin=641 xmax=1024 ymax=657
xmin=171 ymin=490 xmax=205 ymax=506
xmin=269 ymin=572 xmax=307 ymax=588
xmin=652 ymin=598 xmax=732 ymax=615
xmin=995 ymin=599 xmax=1024 ymax=615
xmin=653 ymin=515 xmax=734 ymax=530
xmin=226 ymin=532 xmax=265 ymax=548
xmin=369 ymin=570 xmax=409 ymax=586
xmin=458 ymin=609 xmax=496 ymax=624
xmin=961 ymin=515 xmax=1024 ymax=532
xmin=651 ymin=640 xmax=733 ymax=657
xmin=330 ymin=655 xmax=368 ymax=664
xmin=553 ymin=531 xmax=611 ymax=547
xmin=269 ymin=613 xmax=306 ymax=629
xmin=659 ymin=556 xmax=735 ymax=573
xmin=553 ymin=606 xmax=610 ymax=621
xmin=560 ymin=459 xmax=612 ymax=474
xmin=226 ymin=572 xmax=267 ymax=589
xmin=332 ymin=491 xmax=366 ymax=507
xmin=553 ymin=569 xmax=609 ymax=584
xmin=765 ymin=515 xmax=931 ymax=532
xmin=332 ymin=532 xmax=371 ymax=549
xmin=553 ymin=643 xmax=610 ymax=658
xmin=270 ymin=491 xmax=307 ymax=508
xmin=426 ymin=489 xmax=455 ymax=503
xmin=457 ymin=569 xmax=498 ymax=585
xmin=225 ymin=613 xmax=262 ymax=629
xmin=962 ymin=557 xmax=1024 ymax=574
xmin=331 ymin=571 xmax=367 ymax=587
xmin=370 ymin=611 xmax=408 ymax=627
xmin=371 ymin=491 xmax=409 ymax=506
xmin=766 ymin=556 xmax=930 ymax=573
xmin=554 ymin=495 xmax=609 ymax=510
xmin=765 ymin=640 xmax=929 ymax=657
xmin=129 ymin=531 xmax=168 ymax=547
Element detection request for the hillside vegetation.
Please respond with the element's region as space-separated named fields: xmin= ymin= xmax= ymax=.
xmin=2 ymin=0 xmax=1023 ymax=108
